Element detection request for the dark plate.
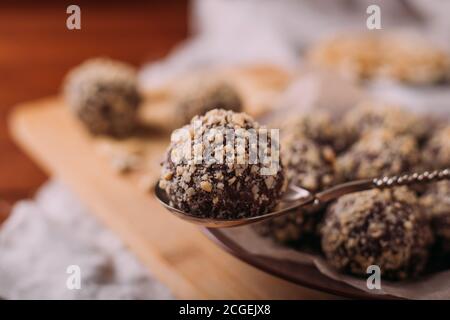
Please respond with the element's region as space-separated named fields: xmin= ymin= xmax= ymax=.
xmin=204 ymin=228 xmax=399 ymax=299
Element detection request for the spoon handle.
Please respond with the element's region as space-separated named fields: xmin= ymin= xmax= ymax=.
xmin=315 ymin=168 xmax=450 ymax=203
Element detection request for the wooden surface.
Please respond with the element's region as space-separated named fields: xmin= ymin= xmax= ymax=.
xmin=0 ymin=1 xmax=188 ymax=205
xmin=9 ymin=97 xmax=337 ymax=299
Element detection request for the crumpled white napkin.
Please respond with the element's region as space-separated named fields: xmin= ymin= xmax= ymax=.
xmin=0 ymin=181 xmax=172 ymax=300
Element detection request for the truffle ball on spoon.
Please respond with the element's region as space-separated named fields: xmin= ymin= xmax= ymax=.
xmin=159 ymin=109 xmax=285 ymax=219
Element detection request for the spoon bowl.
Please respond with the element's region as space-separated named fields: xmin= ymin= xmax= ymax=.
xmin=154 ymin=183 xmax=315 ymax=228
xmin=155 ymin=168 xmax=450 ymax=228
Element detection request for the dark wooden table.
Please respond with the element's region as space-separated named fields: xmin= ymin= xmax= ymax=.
xmin=0 ymin=1 xmax=188 ymax=219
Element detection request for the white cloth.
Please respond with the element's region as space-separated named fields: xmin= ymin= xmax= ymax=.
xmin=0 ymin=181 xmax=172 ymax=300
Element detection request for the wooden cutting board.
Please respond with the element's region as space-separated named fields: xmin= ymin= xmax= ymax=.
xmin=9 ymin=96 xmax=338 ymax=299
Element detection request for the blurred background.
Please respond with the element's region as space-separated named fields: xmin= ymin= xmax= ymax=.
xmin=0 ymin=0 xmax=188 ymax=216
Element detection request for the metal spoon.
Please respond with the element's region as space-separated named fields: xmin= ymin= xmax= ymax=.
xmin=154 ymin=168 xmax=450 ymax=228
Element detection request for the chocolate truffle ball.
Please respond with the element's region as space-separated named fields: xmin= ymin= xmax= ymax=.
xmin=420 ymin=181 xmax=450 ymax=253
xmin=380 ymin=34 xmax=450 ymax=85
xmin=423 ymin=126 xmax=450 ymax=170
xmin=343 ymin=102 xmax=429 ymax=142
xmin=159 ymin=109 xmax=285 ymax=219
xmin=64 ymin=58 xmax=141 ymax=137
xmin=307 ymin=33 xmax=381 ymax=81
xmin=175 ymin=78 xmax=242 ymax=125
xmin=336 ymin=129 xmax=420 ymax=181
xmin=254 ymin=208 xmax=321 ymax=244
xmin=282 ymin=133 xmax=336 ymax=193
xmin=284 ymin=111 xmax=352 ymax=153
xmin=308 ymin=33 xmax=450 ymax=85
xmin=254 ymin=134 xmax=335 ymax=243
xmin=321 ymin=188 xmax=434 ymax=280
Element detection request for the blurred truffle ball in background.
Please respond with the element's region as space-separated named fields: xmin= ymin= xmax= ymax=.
xmin=283 ymin=111 xmax=352 ymax=153
xmin=253 ymin=128 xmax=336 ymax=244
xmin=320 ymin=187 xmax=434 ymax=280
xmin=342 ymin=101 xmax=429 ymax=143
xmin=420 ymin=181 xmax=450 ymax=254
xmin=159 ymin=109 xmax=285 ymax=219
xmin=253 ymin=208 xmax=320 ymax=245
xmin=307 ymin=33 xmax=450 ymax=85
xmin=174 ymin=77 xmax=242 ymax=125
xmin=63 ymin=58 xmax=142 ymax=137
xmin=336 ymin=129 xmax=420 ymax=181
xmin=307 ymin=33 xmax=382 ymax=82
xmin=282 ymin=134 xmax=335 ymax=193
xmin=422 ymin=126 xmax=450 ymax=170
